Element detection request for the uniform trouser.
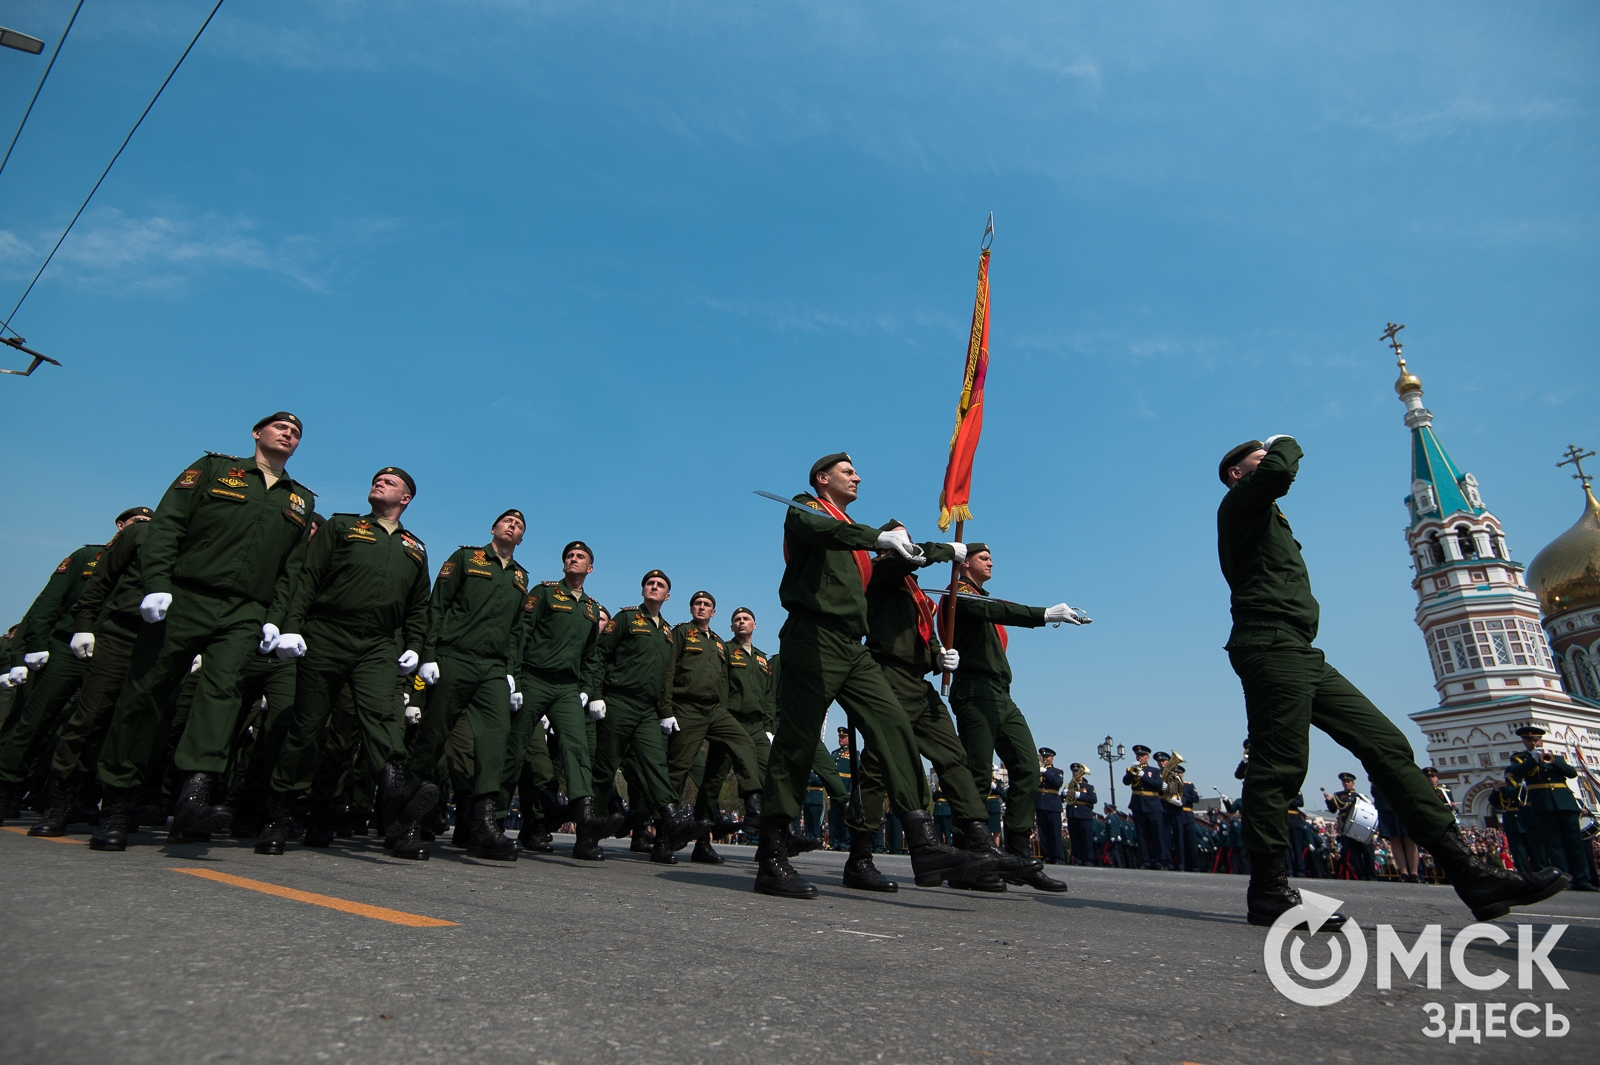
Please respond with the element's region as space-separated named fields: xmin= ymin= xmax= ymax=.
xmin=307 ymin=682 xmax=362 ymax=804
xmin=1532 ymin=809 xmax=1594 ymax=886
xmin=1067 ymin=817 xmax=1092 ymax=864
xmin=511 ymin=726 xmax=557 ymax=823
xmin=1341 ymin=836 xmax=1375 ymax=879
xmin=851 ymin=660 xmax=986 ymax=835
xmin=592 ymin=691 xmax=675 ymax=814
xmin=884 ymin=812 xmax=902 ymax=853
xmin=1287 ymin=818 xmax=1309 ymax=876
xmin=828 ymin=795 xmax=851 ymax=849
xmin=695 ymin=711 xmax=769 ymax=823
xmin=223 ymin=656 xmax=297 ymax=806
xmin=1228 ymin=632 xmax=1454 ymax=856
xmin=935 ymin=811 xmax=953 ymax=844
xmin=405 ymin=650 xmax=510 ymax=799
xmin=1162 ymin=804 xmax=1183 ymax=867
xmin=1504 ymin=825 xmax=1533 ymax=874
xmin=1036 ymin=809 xmax=1065 ymax=861
xmin=50 ymin=616 xmax=141 ymax=781
xmin=1177 ymin=814 xmax=1200 ymax=871
xmin=803 ymin=797 xmax=825 ymax=839
xmin=667 ymin=700 xmax=761 ymax=804
xmin=99 ymin=589 xmax=268 ymax=789
xmin=503 ymin=672 xmax=592 ymax=802
xmin=1133 ymin=808 xmax=1169 ymax=867
xmin=271 ymin=625 xmax=404 ymax=798
xmin=949 ymin=676 xmax=1039 ymax=836
xmin=0 ymin=637 xmax=86 ymax=785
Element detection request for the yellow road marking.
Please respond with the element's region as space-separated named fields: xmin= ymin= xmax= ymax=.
xmin=171 ymin=868 xmax=457 ymax=927
xmin=1 ymin=825 xmax=84 ymax=844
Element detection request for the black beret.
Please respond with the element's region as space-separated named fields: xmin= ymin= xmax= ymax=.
xmin=809 ymin=452 xmax=853 ymax=487
xmin=641 ymin=569 xmax=671 ymax=589
xmin=689 ymin=589 xmax=716 ymax=607
xmin=253 ymin=411 xmax=303 ymax=433
xmin=1219 ymin=439 xmax=1264 ymax=485
xmin=1515 ymin=724 xmax=1546 ymax=738
xmin=1338 ymin=772 xmax=1357 ymax=782
xmin=562 ymin=540 xmax=594 ymax=562
xmin=731 ymin=606 xmax=755 ymax=621
xmin=116 ymin=506 xmax=153 ymax=523
xmin=373 ymin=467 xmax=416 ymax=497
xmin=965 ymin=542 xmax=991 ymax=556
xmin=1132 ymin=744 xmax=1151 ymax=755
xmin=494 ymin=509 xmax=525 ymax=527
xmin=1038 ymin=747 xmax=1056 ymax=757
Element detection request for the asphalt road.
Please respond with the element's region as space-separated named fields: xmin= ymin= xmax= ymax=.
xmin=1 ymin=819 xmax=1594 ymax=1065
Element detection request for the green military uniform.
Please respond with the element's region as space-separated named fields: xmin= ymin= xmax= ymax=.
xmin=662 ymin=621 xmax=761 ymax=802
xmin=509 ymin=579 xmax=602 ymax=805
xmin=768 ymin=653 xmax=848 ymax=805
xmin=943 ymin=575 xmax=1049 ymax=837
xmin=761 ymin=493 xmax=929 ymax=833
xmin=1220 ymin=437 xmax=1453 ymax=858
xmin=270 ymin=513 xmax=429 ymax=798
xmin=409 ymin=544 xmax=527 ymax=801
xmin=1510 ymin=747 xmax=1595 ymax=888
xmin=0 ymin=544 xmax=104 ymax=788
xmin=593 ymin=603 xmax=676 ymax=815
xmin=695 ymin=634 xmax=775 ymax=826
xmin=98 ymin=453 xmax=315 ymax=791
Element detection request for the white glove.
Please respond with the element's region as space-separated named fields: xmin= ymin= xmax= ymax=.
xmin=659 ymin=716 xmax=680 ymax=735
xmin=258 ymin=623 xmax=281 ymax=654
xmin=506 ymin=673 xmax=517 ymax=693
xmin=405 ymin=705 xmax=422 ymax=725
xmin=139 ymin=592 xmax=172 ymax=623
xmin=938 ymin=648 xmax=960 ymax=671
xmin=273 ymin=633 xmax=307 ymax=659
xmin=579 ymin=691 xmax=589 ymax=709
xmin=190 ymin=655 xmax=203 ymax=674
xmin=418 ymin=661 xmax=440 ymax=685
xmin=1044 ymin=603 xmax=1082 ymax=625
xmin=70 ymin=633 xmax=95 ymax=659
xmin=587 ymin=698 xmax=606 ymax=721
xmin=1261 ymin=434 xmax=1289 ymax=449
xmin=397 ymin=649 xmax=419 ymax=675
xmin=539 ymin=715 xmax=550 ymax=736
xmin=510 ymin=691 xmax=524 ymax=713
xmin=766 ymin=732 xmax=775 ymax=743
xmin=945 ymin=542 xmax=968 ymax=564
xmin=9 ymin=664 xmax=29 ymax=684
xmin=24 ymin=651 xmax=50 ymax=670
xmin=874 ymin=527 xmax=918 ymax=560
xmin=0 ymin=673 xmax=13 ymax=690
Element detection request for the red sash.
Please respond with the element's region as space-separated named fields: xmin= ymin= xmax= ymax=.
xmin=904 ymin=575 xmax=937 ymax=645
xmin=806 ymin=496 xmax=873 ymax=592
xmin=938 ymin=581 xmax=1008 ymax=651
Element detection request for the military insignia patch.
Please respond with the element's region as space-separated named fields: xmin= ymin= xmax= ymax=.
xmin=584 ymin=602 xmax=596 ymax=620
xmin=756 ymin=654 xmax=767 ymax=667
xmin=465 ymin=567 xmax=493 ymax=578
xmin=471 ymin=549 xmax=489 ymax=567
xmin=604 ymin=620 xmax=618 ymax=634
xmin=513 ymin=570 xmax=527 ymax=592
xmin=211 ymin=488 xmax=248 ymax=502
xmin=54 ymin=556 xmax=72 ymax=574
xmin=805 ymin=499 xmax=822 ymax=510
xmin=439 ymin=561 xmax=455 ymax=580
xmin=524 ymin=593 xmax=538 ymax=611
xmin=176 ymin=469 xmax=201 ymax=489
xmin=282 ymin=507 xmax=305 ymax=526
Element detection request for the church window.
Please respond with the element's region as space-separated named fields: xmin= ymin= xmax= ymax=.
xmin=1470 ymin=569 xmax=1487 ymax=583
xmin=1457 ymin=526 xmax=1479 ymax=559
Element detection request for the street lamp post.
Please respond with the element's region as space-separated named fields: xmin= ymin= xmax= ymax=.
xmin=1096 ymin=735 xmax=1126 ymax=810
xmin=0 ymin=26 xmax=46 ymax=54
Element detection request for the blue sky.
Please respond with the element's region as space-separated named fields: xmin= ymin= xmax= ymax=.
xmin=1 ymin=1 xmax=1595 ymax=805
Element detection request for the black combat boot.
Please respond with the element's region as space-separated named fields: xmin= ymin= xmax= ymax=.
xmin=649 ymin=810 xmax=678 ymax=865
xmin=741 ymin=791 xmax=763 ymax=834
xmin=255 ymin=792 xmax=295 ymax=855
xmin=785 ymin=832 xmax=824 ymax=857
xmin=1003 ymin=828 xmax=1068 ymax=892
xmin=89 ymin=789 xmax=132 ymax=851
xmin=959 ymin=820 xmax=1043 ymax=879
xmin=903 ymin=810 xmax=997 ymax=887
xmin=616 ymin=801 xmax=652 ymax=840
xmin=29 ymin=777 xmax=77 ymax=837
xmin=1247 ymin=851 xmax=1348 ymax=930
xmin=303 ymin=800 xmax=336 ymax=848
xmin=464 ymin=796 xmax=517 ymax=861
xmin=949 ymin=872 xmax=1008 ymax=892
xmin=520 ymin=816 xmax=555 ymax=853
xmin=842 ymin=832 xmax=898 ymax=892
xmin=572 ymin=796 xmax=622 ymax=861
xmin=380 ymin=763 xmax=438 ymax=840
xmin=691 ymin=834 xmax=724 ymax=864
xmin=754 ymin=827 xmax=818 ymax=899
xmin=170 ymin=772 xmax=232 ymax=838
xmin=390 ymin=821 xmax=430 ymax=861
xmin=1427 ymin=824 xmax=1569 ymax=920
xmin=656 ymin=803 xmax=713 ymax=852
xmin=631 ymin=827 xmax=653 ymax=853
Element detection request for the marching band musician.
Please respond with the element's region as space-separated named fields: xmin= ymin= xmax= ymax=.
xmin=1509 ymin=725 xmax=1598 ymax=891
xmin=1065 ymin=761 xmax=1097 ymax=865
xmin=1322 ymin=772 xmax=1374 ymax=880
xmin=1122 ymin=745 xmax=1169 ymax=870
xmin=1035 ymin=748 xmax=1066 ymax=865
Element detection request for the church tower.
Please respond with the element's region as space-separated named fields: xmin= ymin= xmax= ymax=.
xmin=1386 ymin=325 xmax=1581 ymax=824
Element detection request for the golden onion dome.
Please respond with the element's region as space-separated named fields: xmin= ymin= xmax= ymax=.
xmin=1526 ymin=485 xmax=1600 ymax=617
xmin=1394 ymin=356 xmax=1423 ymax=396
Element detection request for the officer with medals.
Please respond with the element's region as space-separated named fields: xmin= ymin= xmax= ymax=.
xmin=1035 ymin=748 xmax=1067 ymax=865
xmin=1509 ymin=725 xmax=1597 ymax=891
xmin=1064 ymin=762 xmax=1097 ymax=865
xmin=1122 ymin=746 xmax=1169 ymax=869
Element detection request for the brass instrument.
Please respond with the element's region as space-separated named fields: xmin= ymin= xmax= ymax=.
xmin=1068 ymin=763 xmax=1089 ymax=801
xmin=1160 ymin=750 xmax=1186 ymax=805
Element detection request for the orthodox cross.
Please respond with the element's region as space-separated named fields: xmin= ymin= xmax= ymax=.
xmin=1557 ymin=444 xmax=1595 ymax=490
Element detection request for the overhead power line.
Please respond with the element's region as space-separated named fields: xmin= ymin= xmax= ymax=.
xmin=0 ymin=0 xmax=86 ymax=182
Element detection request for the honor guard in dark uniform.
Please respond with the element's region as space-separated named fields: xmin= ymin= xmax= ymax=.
xmin=1065 ymin=763 xmax=1097 ymax=865
xmin=1216 ymin=434 xmax=1566 ymax=925
xmin=92 ymin=414 xmax=316 ymax=851
xmin=1509 ymin=725 xmax=1597 ymax=890
xmin=1035 ymin=748 xmax=1066 ymax=864
xmin=1122 ymin=746 xmax=1170 ymax=869
xmin=1154 ymin=752 xmax=1184 ymax=869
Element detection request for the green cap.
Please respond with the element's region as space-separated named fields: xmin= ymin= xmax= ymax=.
xmin=641 ymin=569 xmax=671 ymax=589
xmin=809 ymin=452 xmax=852 ymax=487
xmin=253 ymin=411 xmax=303 ymax=433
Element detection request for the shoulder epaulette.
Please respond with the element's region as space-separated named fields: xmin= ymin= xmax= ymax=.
xmin=542 ymin=580 xmax=560 ymax=587
xmin=204 ymin=451 xmax=243 ymax=460
xmin=333 ymin=512 xmax=360 ymax=519
xmin=459 ymin=545 xmax=478 ymax=551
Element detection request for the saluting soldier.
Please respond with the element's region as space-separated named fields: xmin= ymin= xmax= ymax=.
xmin=1122 ymin=746 xmax=1169 ymax=869
xmin=1035 ymin=749 xmax=1067 ymax=865
xmin=255 ymin=468 xmax=431 ymax=856
xmin=660 ymin=590 xmax=763 ymax=864
xmin=511 ymin=540 xmax=620 ymax=860
xmin=0 ymin=524 xmax=113 ymax=819
xmin=1509 ymin=725 xmax=1597 ymax=891
xmin=1216 ymin=435 xmax=1565 ymax=925
xmin=1064 ymin=762 xmax=1097 ymax=865
xmin=754 ymin=452 xmax=994 ymax=898
xmin=92 ymin=414 xmax=315 ymax=851
xmin=392 ymin=509 xmax=528 ymax=861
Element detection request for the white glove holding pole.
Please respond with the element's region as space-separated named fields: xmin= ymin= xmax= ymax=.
xmin=139 ymin=592 xmax=172 ymax=623
xmin=579 ymin=692 xmax=589 ymax=709
xmin=944 ymin=542 xmax=968 ymax=564
xmin=258 ymin=623 xmax=281 ymax=654
xmin=874 ymin=527 xmax=919 ymax=560
xmin=938 ymin=648 xmax=960 ymax=671
xmin=1044 ymin=604 xmax=1082 ymax=625
xmin=70 ymin=633 xmax=95 ymax=659
xmin=397 ymin=649 xmax=419 ymax=675
xmin=660 ymin=716 xmax=680 ymax=735
xmin=24 ymin=651 xmax=50 ymax=670
xmin=273 ymin=633 xmax=307 ymax=659
xmin=586 ymin=698 xmax=606 ymax=721
xmin=419 ymin=661 xmax=440 ymax=685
